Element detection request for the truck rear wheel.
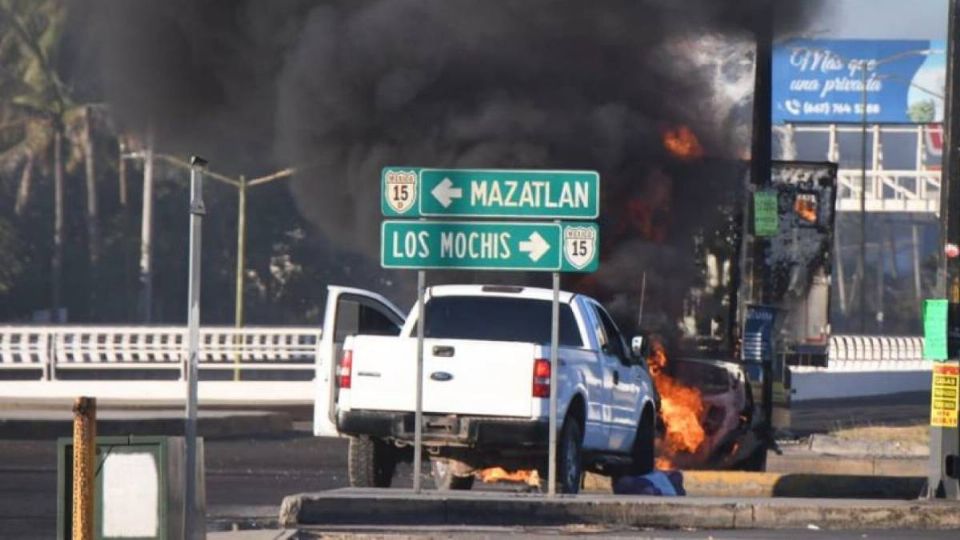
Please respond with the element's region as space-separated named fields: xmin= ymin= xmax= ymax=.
xmin=630 ymin=408 xmax=656 ymax=476
xmin=430 ymin=458 xmax=475 ymax=490
xmin=348 ymin=436 xmax=396 ymax=488
xmin=557 ymin=416 xmax=583 ymax=494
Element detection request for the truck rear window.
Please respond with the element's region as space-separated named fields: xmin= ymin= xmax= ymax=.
xmin=422 ymin=296 xmax=583 ymax=347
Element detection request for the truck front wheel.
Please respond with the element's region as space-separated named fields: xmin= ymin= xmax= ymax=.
xmin=348 ymin=436 xmax=396 ymax=488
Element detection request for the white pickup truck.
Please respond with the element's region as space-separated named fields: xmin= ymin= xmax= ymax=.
xmin=313 ymin=284 xmax=658 ymax=493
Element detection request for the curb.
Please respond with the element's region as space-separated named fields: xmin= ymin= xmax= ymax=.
xmin=583 ymin=471 xmax=926 ymax=499
xmin=279 ymin=489 xmax=960 ymax=530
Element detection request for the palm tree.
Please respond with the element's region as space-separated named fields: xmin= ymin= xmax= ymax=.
xmin=0 ymin=0 xmax=102 ymax=318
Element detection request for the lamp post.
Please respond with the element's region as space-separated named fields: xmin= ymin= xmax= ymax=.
xmin=857 ymin=49 xmax=936 ymax=333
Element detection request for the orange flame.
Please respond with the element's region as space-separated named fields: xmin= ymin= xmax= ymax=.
xmin=794 ymin=195 xmax=817 ymax=223
xmin=477 ymin=467 xmax=540 ymax=486
xmin=662 ymin=125 xmax=704 ymax=160
xmin=647 ymin=340 xmax=706 ymax=469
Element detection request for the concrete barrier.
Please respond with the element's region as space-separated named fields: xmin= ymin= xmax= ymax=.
xmin=279 ymin=488 xmax=960 ymax=530
xmin=584 ymin=471 xmax=926 ymax=499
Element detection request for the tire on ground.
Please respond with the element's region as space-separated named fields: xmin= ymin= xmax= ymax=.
xmin=557 ymin=415 xmax=584 ymax=494
xmin=630 ymin=406 xmax=656 ymax=476
xmin=348 ymin=436 xmax=397 ymax=488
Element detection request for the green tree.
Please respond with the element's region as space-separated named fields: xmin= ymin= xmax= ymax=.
xmin=908 ymin=99 xmax=936 ymax=123
xmin=0 ymin=0 xmax=103 ymax=317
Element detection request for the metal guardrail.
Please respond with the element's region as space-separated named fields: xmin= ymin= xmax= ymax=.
xmin=836 ymin=169 xmax=941 ymax=213
xmin=824 ymin=334 xmax=927 ymax=372
xmin=0 ymin=326 xmax=320 ymax=380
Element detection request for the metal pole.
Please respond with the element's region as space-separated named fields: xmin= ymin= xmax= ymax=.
xmin=913 ymin=224 xmax=923 ymax=301
xmin=72 ymin=396 xmax=96 ymax=540
xmin=234 ymin=176 xmax=247 ymax=382
xmin=184 ymin=156 xmax=206 ymax=538
xmin=928 ymin=0 xmax=960 ymax=501
xmin=139 ymin=142 xmax=155 ymax=322
xmin=637 ymin=272 xmax=647 ymax=329
xmin=413 ymin=270 xmax=425 ymax=493
xmin=548 ymin=271 xmax=560 ymax=496
xmin=860 ymin=67 xmax=869 ymax=333
xmin=835 ymin=223 xmax=847 ymax=315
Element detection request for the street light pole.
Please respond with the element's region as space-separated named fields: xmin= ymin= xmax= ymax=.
xmin=859 ymin=66 xmax=869 ymax=333
xmin=184 ymin=156 xmax=206 ymax=539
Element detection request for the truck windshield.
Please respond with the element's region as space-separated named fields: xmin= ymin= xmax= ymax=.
xmin=422 ymin=296 xmax=583 ymax=347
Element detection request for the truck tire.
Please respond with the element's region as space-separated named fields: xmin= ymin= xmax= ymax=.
xmin=430 ymin=458 xmax=475 ymax=490
xmin=348 ymin=436 xmax=396 ymax=488
xmin=557 ymin=416 xmax=584 ymax=494
xmin=630 ymin=408 xmax=656 ymax=475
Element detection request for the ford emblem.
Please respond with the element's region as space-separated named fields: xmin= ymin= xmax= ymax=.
xmin=430 ymin=371 xmax=453 ymax=382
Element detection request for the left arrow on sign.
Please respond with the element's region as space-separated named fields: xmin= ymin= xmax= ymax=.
xmin=519 ymin=231 xmax=551 ymax=262
xmin=431 ymin=177 xmax=463 ymax=208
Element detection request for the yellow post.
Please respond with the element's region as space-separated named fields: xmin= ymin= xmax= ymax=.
xmin=72 ymin=396 xmax=96 ymax=540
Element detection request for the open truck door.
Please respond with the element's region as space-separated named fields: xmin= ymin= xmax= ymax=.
xmin=314 ymin=286 xmax=405 ymax=437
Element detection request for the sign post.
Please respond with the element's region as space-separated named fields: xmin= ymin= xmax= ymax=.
xmin=381 ymin=167 xmax=599 ymax=496
xmin=413 ymin=269 xmax=425 ymax=493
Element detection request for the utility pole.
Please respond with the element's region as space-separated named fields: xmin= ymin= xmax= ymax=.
xmin=234 ymin=176 xmax=246 ymax=381
xmin=139 ymin=137 xmax=155 ymax=322
xmin=737 ymin=4 xmax=774 ymax=470
xmin=928 ymin=0 xmax=960 ymax=500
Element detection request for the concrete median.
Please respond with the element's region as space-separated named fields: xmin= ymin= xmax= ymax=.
xmin=279 ymin=488 xmax=960 ymax=530
xmin=584 ymin=470 xmax=926 ymax=499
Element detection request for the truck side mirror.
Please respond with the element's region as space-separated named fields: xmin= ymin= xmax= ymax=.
xmin=631 ymin=336 xmax=645 ymax=360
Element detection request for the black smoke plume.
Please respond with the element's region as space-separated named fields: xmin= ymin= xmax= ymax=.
xmin=73 ymin=0 xmax=821 ymax=329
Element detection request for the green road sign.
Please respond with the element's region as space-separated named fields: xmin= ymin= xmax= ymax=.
xmin=381 ymin=220 xmax=599 ymax=272
xmin=924 ymin=298 xmax=949 ymax=361
xmin=754 ymin=190 xmax=779 ymax=237
xmin=381 ymin=167 xmax=599 ymax=219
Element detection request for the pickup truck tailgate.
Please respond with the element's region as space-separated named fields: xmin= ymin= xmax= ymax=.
xmin=348 ymin=336 xmax=537 ymax=418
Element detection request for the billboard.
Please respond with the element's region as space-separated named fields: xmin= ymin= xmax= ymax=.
xmin=773 ymin=39 xmax=945 ymax=124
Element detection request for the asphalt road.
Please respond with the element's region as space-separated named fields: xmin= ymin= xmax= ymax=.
xmin=0 ymin=392 xmax=939 ymax=539
xmin=294 ymin=527 xmax=960 ymax=539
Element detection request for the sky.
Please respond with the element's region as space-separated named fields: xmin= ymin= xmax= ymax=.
xmin=810 ymin=0 xmax=948 ymax=39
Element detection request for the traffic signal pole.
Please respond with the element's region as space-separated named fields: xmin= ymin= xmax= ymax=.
xmin=928 ymin=0 xmax=960 ymax=500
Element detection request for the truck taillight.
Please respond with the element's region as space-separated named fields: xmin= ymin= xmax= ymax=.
xmin=338 ymin=349 xmax=353 ymax=389
xmin=532 ymin=358 xmax=550 ymax=398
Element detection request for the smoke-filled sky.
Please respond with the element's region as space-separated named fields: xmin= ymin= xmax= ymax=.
xmin=68 ymin=0 xmax=822 ymax=326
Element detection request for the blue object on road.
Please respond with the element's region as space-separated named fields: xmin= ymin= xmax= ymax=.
xmin=612 ymin=470 xmax=685 ymax=496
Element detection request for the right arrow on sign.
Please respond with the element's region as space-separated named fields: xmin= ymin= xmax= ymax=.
xmin=519 ymin=231 xmax=551 ymax=262
xmin=431 ymin=177 xmax=463 ymax=208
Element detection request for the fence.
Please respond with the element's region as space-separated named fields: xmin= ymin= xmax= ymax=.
xmin=0 ymin=326 xmax=320 ymax=380
xmin=777 ymin=123 xmax=942 ymax=215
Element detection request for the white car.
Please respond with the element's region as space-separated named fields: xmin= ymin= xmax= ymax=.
xmin=313 ymin=284 xmax=658 ymax=493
